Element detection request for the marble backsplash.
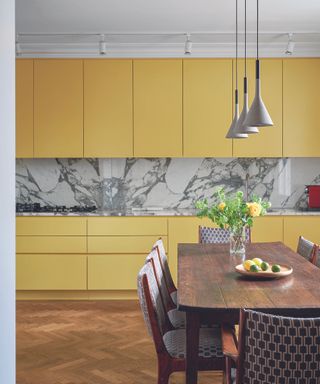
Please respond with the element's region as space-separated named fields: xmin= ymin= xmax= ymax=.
xmin=16 ymin=158 xmax=320 ymax=211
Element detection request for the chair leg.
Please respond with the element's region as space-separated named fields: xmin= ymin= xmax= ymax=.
xmin=225 ymin=357 xmax=232 ymax=384
xmin=157 ymin=355 xmax=171 ymax=384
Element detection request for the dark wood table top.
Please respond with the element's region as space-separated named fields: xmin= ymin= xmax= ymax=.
xmin=178 ymin=242 xmax=320 ymax=319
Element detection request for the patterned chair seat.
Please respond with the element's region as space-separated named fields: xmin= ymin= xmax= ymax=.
xmin=163 ymin=327 xmax=223 ymax=359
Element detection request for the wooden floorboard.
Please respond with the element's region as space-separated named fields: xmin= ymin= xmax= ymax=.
xmin=17 ymin=301 xmax=223 ymax=384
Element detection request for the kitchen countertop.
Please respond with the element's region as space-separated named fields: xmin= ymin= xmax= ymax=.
xmin=16 ymin=208 xmax=320 ymax=217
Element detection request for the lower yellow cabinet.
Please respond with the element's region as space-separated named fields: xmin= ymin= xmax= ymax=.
xmin=16 ymin=254 xmax=87 ymax=290
xmin=283 ymin=216 xmax=320 ymax=251
xmin=88 ymin=254 xmax=146 ymax=290
xmin=251 ymin=217 xmax=283 ymax=243
xmin=88 ymin=235 xmax=167 ymax=254
xmin=16 ymin=236 xmax=87 ymax=254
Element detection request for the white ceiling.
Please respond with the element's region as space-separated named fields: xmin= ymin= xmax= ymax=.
xmin=15 ymin=0 xmax=320 ymax=57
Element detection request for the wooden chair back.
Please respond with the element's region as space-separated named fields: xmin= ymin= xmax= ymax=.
xmin=137 ymin=262 xmax=171 ymax=353
xmin=153 ymin=238 xmax=176 ymax=293
xmin=297 ymin=235 xmax=319 ymax=264
xmin=146 ymin=248 xmax=175 ymax=311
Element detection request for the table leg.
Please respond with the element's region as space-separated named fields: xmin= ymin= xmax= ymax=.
xmin=186 ymin=312 xmax=200 ymax=384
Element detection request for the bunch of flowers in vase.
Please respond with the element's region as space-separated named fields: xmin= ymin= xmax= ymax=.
xmin=196 ymin=189 xmax=271 ymax=264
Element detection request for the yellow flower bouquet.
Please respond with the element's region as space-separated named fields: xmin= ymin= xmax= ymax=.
xmin=196 ymin=189 xmax=271 ymax=262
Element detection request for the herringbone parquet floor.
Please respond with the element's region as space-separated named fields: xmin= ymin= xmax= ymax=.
xmin=17 ymin=301 xmax=224 ymax=384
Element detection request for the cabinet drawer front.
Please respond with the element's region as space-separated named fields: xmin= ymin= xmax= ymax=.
xmin=88 ymin=236 xmax=167 ymax=254
xmin=16 ymin=236 xmax=87 ymax=253
xmin=88 ymin=254 xmax=146 ymax=290
xmin=16 ymin=217 xmax=87 ymax=236
xmin=16 ymin=254 xmax=87 ymax=290
xmin=87 ymin=217 xmax=167 ymax=236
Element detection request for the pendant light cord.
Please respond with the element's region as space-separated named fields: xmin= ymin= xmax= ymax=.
xmin=257 ymin=0 xmax=259 ymax=60
xmin=245 ymin=0 xmax=247 ymax=76
xmin=236 ymin=0 xmax=238 ymax=90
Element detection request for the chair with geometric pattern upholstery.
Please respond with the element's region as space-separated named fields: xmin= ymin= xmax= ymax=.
xmin=153 ymin=238 xmax=178 ymax=305
xmin=146 ymin=248 xmax=185 ymax=329
xmin=297 ymin=235 xmax=319 ymax=265
xmin=138 ymin=262 xmax=225 ymax=384
xmin=222 ymin=309 xmax=320 ymax=384
xmin=199 ymin=226 xmax=251 ymax=244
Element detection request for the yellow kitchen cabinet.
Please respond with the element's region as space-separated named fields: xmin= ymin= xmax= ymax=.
xmin=251 ymin=216 xmax=283 ymax=242
xmin=88 ymin=235 xmax=167 ymax=254
xmin=87 ymin=217 xmax=167 ymax=236
xmin=84 ymin=60 xmax=133 ymax=157
xmin=183 ymin=59 xmax=233 ymax=157
xmin=16 ymin=59 xmax=34 ymax=157
xmin=232 ymin=59 xmax=283 ymax=157
xmin=34 ymin=59 xmax=83 ymax=157
xmin=168 ymin=217 xmax=213 ymax=283
xmin=133 ymin=59 xmax=183 ymax=157
xmin=16 ymin=254 xmax=87 ymax=290
xmin=16 ymin=217 xmax=86 ymax=236
xmin=283 ymin=216 xmax=320 ymax=251
xmin=16 ymin=236 xmax=87 ymax=254
xmin=283 ymin=59 xmax=320 ymax=157
xmin=88 ymin=254 xmax=146 ymax=290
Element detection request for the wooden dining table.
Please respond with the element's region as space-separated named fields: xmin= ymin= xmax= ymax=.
xmin=177 ymin=241 xmax=320 ymax=384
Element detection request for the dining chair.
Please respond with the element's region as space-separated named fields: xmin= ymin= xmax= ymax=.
xmin=153 ymin=238 xmax=178 ymax=305
xmin=222 ymin=309 xmax=320 ymax=384
xmin=199 ymin=226 xmax=251 ymax=244
xmin=137 ymin=262 xmax=225 ymax=384
xmin=297 ymin=235 xmax=319 ymax=265
xmin=146 ymin=248 xmax=185 ymax=328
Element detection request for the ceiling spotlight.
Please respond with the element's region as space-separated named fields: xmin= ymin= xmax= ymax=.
xmin=285 ymin=33 xmax=295 ymax=55
xmin=99 ymin=34 xmax=107 ymax=55
xmin=184 ymin=33 xmax=192 ymax=55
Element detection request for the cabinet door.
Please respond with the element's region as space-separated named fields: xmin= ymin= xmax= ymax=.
xmin=34 ymin=59 xmax=83 ymax=157
xmin=133 ymin=60 xmax=182 ymax=157
xmin=284 ymin=216 xmax=320 ymax=251
xmin=251 ymin=217 xmax=283 ymax=243
xmin=283 ymin=59 xmax=320 ymax=157
xmin=183 ymin=59 xmax=233 ymax=157
xmin=17 ymin=254 xmax=87 ymax=290
xmin=233 ymin=59 xmax=283 ymax=157
xmin=84 ymin=60 xmax=133 ymax=157
xmin=16 ymin=59 xmax=34 ymax=157
xmin=88 ymin=254 xmax=146 ymax=290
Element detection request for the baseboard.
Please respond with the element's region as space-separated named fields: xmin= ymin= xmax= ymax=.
xmin=16 ymin=290 xmax=138 ymax=300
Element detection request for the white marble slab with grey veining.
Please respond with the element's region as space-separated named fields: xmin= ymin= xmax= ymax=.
xmin=16 ymin=157 xmax=320 ymax=213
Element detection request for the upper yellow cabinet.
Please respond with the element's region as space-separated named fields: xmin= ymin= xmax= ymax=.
xmin=34 ymin=59 xmax=83 ymax=157
xmin=283 ymin=59 xmax=320 ymax=157
xmin=133 ymin=60 xmax=183 ymax=157
xmin=183 ymin=59 xmax=233 ymax=157
xmin=232 ymin=59 xmax=283 ymax=157
xmin=16 ymin=59 xmax=34 ymax=157
xmin=84 ymin=60 xmax=133 ymax=157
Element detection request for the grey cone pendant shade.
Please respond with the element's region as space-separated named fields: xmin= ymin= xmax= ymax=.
xmin=226 ymin=0 xmax=248 ymax=139
xmin=226 ymin=89 xmax=248 ymax=139
xmin=226 ymin=90 xmax=248 ymax=138
xmin=237 ymin=0 xmax=259 ymax=135
xmin=244 ymin=0 xmax=273 ymax=128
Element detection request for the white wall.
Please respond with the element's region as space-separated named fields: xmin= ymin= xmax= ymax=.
xmin=0 ymin=0 xmax=16 ymax=382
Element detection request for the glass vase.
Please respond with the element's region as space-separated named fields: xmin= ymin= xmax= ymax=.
xmin=229 ymin=227 xmax=246 ymax=266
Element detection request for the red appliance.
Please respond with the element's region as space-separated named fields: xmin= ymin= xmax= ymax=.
xmin=305 ymin=185 xmax=320 ymax=209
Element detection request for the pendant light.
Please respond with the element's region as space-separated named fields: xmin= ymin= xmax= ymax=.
xmin=244 ymin=0 xmax=273 ymax=127
xmin=236 ymin=0 xmax=259 ymax=135
xmin=226 ymin=0 xmax=248 ymax=139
